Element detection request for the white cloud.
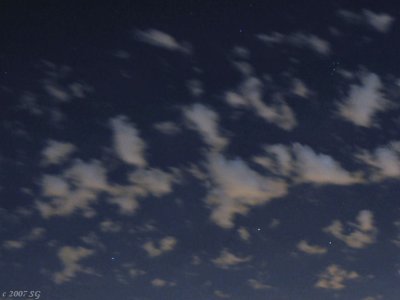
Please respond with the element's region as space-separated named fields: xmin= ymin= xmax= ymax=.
xmin=212 ymin=249 xmax=251 ymax=269
xmin=153 ymin=121 xmax=181 ymax=135
xmin=315 ymin=264 xmax=359 ymax=290
xmin=324 ymin=210 xmax=377 ymax=249
xmin=225 ymin=77 xmax=297 ymax=130
xmin=38 ymin=160 xmax=108 ymax=218
xmin=257 ymin=32 xmax=331 ymax=55
xmin=151 ymin=278 xmax=175 ymax=287
xmin=143 ymin=236 xmax=177 ymax=257
xmin=41 ymin=140 xmax=76 ymax=165
xmin=214 ymin=290 xmax=231 ymax=298
xmin=248 ymin=278 xmax=271 ymax=290
xmin=53 ymin=246 xmax=95 ymax=284
xmin=293 ymin=144 xmax=363 ymax=185
xmin=292 ymin=78 xmax=311 ymax=98
xmin=187 ymin=79 xmax=204 ymax=97
xmin=183 ymin=104 xmax=228 ymax=151
xmin=297 ymin=240 xmax=327 ymax=255
xmin=238 ymin=227 xmax=251 ymax=241
xmin=107 ymin=167 xmax=177 ymax=215
xmin=100 ymin=219 xmax=122 ymax=233
xmin=135 ymin=29 xmax=191 ymax=54
xmin=206 ymin=153 xmax=288 ymax=229
xmin=338 ymin=72 xmax=388 ymax=127
xmin=110 ymin=116 xmax=147 ymax=167
xmin=338 ymin=10 xmax=395 ymax=33
xmin=356 ymin=141 xmax=400 ymax=180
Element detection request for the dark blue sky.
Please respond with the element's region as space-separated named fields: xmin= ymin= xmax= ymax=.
xmin=1 ymin=1 xmax=400 ymax=299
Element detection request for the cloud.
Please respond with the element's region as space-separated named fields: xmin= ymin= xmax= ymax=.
xmin=206 ymin=153 xmax=288 ymax=229
xmin=356 ymin=141 xmax=400 ymax=180
xmin=257 ymin=32 xmax=331 ymax=55
xmin=37 ymin=160 xmax=108 ymax=218
xmin=183 ymin=104 xmax=228 ymax=151
xmin=338 ymin=10 xmax=395 ymax=33
xmin=292 ymin=78 xmax=311 ymax=98
xmin=41 ymin=140 xmax=76 ymax=165
xmin=142 ymin=236 xmax=177 ymax=257
xmin=151 ymin=278 xmax=176 ymax=287
xmin=187 ymin=79 xmax=204 ymax=97
xmin=293 ymin=144 xmax=363 ymax=185
xmin=253 ymin=144 xmax=293 ymax=176
xmin=297 ymin=240 xmax=327 ymax=255
xmin=100 ymin=219 xmax=122 ymax=233
xmin=238 ymin=227 xmax=251 ymax=241
xmin=225 ymin=77 xmax=297 ymax=130
xmin=53 ymin=246 xmax=95 ymax=284
xmin=212 ymin=249 xmax=251 ymax=269
xmin=315 ymin=264 xmax=359 ymax=290
xmin=108 ymin=168 xmax=177 ymax=215
xmin=214 ymin=290 xmax=231 ymax=298
xmin=324 ymin=210 xmax=377 ymax=249
xmin=135 ymin=29 xmax=191 ymax=54
xmin=110 ymin=116 xmax=147 ymax=167
xmin=247 ymin=278 xmax=271 ymax=290
xmin=338 ymin=72 xmax=389 ymax=127
xmin=153 ymin=121 xmax=181 ymax=135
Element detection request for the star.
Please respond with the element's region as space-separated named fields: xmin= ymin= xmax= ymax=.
xmin=257 ymin=228 xmax=261 ymax=232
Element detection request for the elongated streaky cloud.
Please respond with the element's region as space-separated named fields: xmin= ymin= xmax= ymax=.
xmin=110 ymin=116 xmax=147 ymax=167
xmin=135 ymin=29 xmax=191 ymax=54
xmin=212 ymin=249 xmax=251 ymax=269
xmin=257 ymin=32 xmax=331 ymax=55
xmin=338 ymin=9 xmax=395 ymax=33
xmin=338 ymin=72 xmax=389 ymax=127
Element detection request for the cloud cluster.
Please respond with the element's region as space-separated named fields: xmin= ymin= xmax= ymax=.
xmin=142 ymin=236 xmax=177 ymax=257
xmin=225 ymin=77 xmax=297 ymax=130
xmin=206 ymin=154 xmax=288 ymax=229
xmin=324 ymin=210 xmax=377 ymax=249
xmin=53 ymin=246 xmax=95 ymax=284
xmin=257 ymin=32 xmax=331 ymax=55
xmin=338 ymin=9 xmax=395 ymax=33
xmin=315 ymin=264 xmax=359 ymax=290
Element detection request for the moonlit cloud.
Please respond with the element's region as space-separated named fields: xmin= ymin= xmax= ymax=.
xmin=257 ymin=32 xmax=331 ymax=55
xmin=212 ymin=249 xmax=251 ymax=269
xmin=183 ymin=103 xmax=228 ymax=151
xmin=315 ymin=264 xmax=359 ymax=290
xmin=206 ymin=153 xmax=288 ymax=228
xmin=338 ymin=72 xmax=389 ymax=127
xmin=297 ymin=240 xmax=327 ymax=255
xmin=225 ymin=76 xmax=297 ymax=130
xmin=324 ymin=210 xmax=377 ymax=249
xmin=110 ymin=116 xmax=147 ymax=167
xmin=135 ymin=29 xmax=191 ymax=54
xmin=142 ymin=236 xmax=177 ymax=257
xmin=41 ymin=140 xmax=76 ymax=165
xmin=53 ymin=246 xmax=95 ymax=284
xmin=338 ymin=9 xmax=395 ymax=33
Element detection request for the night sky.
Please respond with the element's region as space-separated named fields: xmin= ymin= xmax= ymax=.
xmin=1 ymin=1 xmax=400 ymax=299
